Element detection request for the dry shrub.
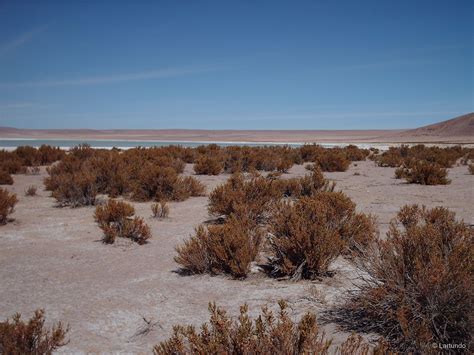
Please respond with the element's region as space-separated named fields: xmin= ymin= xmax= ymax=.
xmin=0 ymin=188 xmax=18 ymax=225
xmin=375 ymin=144 xmax=467 ymax=168
xmin=151 ymin=201 xmax=169 ymax=218
xmin=25 ymin=185 xmax=37 ymax=196
xmin=268 ymin=192 xmax=377 ymax=279
xmin=343 ymin=145 xmax=370 ymax=161
xmin=0 ymin=150 xmax=25 ymax=174
xmin=394 ymin=166 xmax=405 ymax=179
xmin=469 ymin=164 xmax=474 ymax=175
xmin=26 ymin=166 xmax=41 ymax=175
xmin=44 ymin=145 xmax=204 ymax=206
xmin=132 ymin=165 xmax=179 ymax=201
xmin=175 ymin=215 xmax=261 ymax=278
xmin=174 ymin=176 xmax=206 ymax=200
xmin=315 ymin=150 xmax=351 ymax=172
xmin=132 ymin=164 xmax=205 ymax=202
xmin=208 ymin=174 xmax=281 ymax=222
xmin=282 ymin=167 xmax=335 ymax=198
xmin=154 ymin=300 xmax=331 ymax=354
xmin=51 ymin=171 xmax=98 ymax=207
xmin=194 ymin=155 xmax=223 ymax=175
xmin=94 ymin=199 xmax=151 ymax=244
xmin=0 ymin=309 xmax=68 ymax=354
xmin=334 ymin=205 xmax=473 ymax=352
xmin=0 ymin=170 xmax=13 ymax=185
xmin=154 ymin=301 xmax=391 ymax=355
xmin=401 ymin=160 xmax=450 ymax=185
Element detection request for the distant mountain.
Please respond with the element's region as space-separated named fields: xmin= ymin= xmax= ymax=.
xmin=0 ymin=113 xmax=473 ymax=144
xmin=400 ymin=112 xmax=474 ymax=138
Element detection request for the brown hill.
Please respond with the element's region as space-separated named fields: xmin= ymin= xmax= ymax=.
xmin=399 ymin=112 xmax=474 ymax=138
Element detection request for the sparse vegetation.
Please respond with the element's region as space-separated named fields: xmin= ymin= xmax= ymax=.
xmin=0 ymin=309 xmax=68 ymax=354
xmin=332 ymin=205 xmax=474 ymax=352
xmin=44 ymin=146 xmax=205 ymax=206
xmin=0 ymin=170 xmax=13 ymax=185
xmin=154 ymin=300 xmax=331 ymax=354
xmin=151 ymin=201 xmax=170 ymax=218
xmin=0 ymin=188 xmax=18 ymax=225
xmin=26 ymin=166 xmax=41 ymax=175
xmin=94 ymin=199 xmax=151 ymax=244
xmin=154 ymin=300 xmax=390 ymax=355
xmin=396 ymin=160 xmax=450 ymax=185
xmin=0 ymin=145 xmax=65 ymax=176
xmin=175 ymin=215 xmax=261 ymax=278
xmin=374 ymin=144 xmax=469 ymax=168
xmin=25 ymin=185 xmax=37 ymax=196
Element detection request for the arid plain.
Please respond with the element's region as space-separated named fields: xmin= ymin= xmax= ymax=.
xmin=0 ymin=158 xmax=472 ymax=352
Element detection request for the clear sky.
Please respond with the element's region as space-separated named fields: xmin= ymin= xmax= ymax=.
xmin=0 ymin=0 xmax=472 ymax=130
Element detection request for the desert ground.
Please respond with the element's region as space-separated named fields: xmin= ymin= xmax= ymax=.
xmin=0 ymin=159 xmax=472 ymax=353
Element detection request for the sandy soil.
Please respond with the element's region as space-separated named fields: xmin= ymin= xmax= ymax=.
xmin=0 ymin=160 xmax=473 ymax=353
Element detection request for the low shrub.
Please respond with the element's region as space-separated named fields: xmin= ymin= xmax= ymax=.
xmin=94 ymin=199 xmax=151 ymax=244
xmin=268 ymin=192 xmax=377 ymax=279
xmin=131 ymin=164 xmax=205 ymax=202
xmin=315 ymin=150 xmax=351 ymax=172
xmin=0 ymin=188 xmax=18 ymax=225
xmin=0 ymin=170 xmax=13 ymax=185
xmin=343 ymin=145 xmax=370 ymax=161
xmin=193 ymin=155 xmax=223 ymax=175
xmin=401 ymin=160 xmax=450 ymax=185
xmin=375 ymin=144 xmax=468 ymax=168
xmin=394 ymin=166 xmax=405 ymax=179
xmin=26 ymin=166 xmax=41 ymax=175
xmin=50 ymin=171 xmax=98 ymax=207
xmin=154 ymin=300 xmax=390 ymax=354
xmin=151 ymin=201 xmax=169 ymax=218
xmin=333 ymin=205 xmax=474 ymax=352
xmin=0 ymin=309 xmax=68 ymax=354
xmin=25 ymin=185 xmax=37 ymax=196
xmin=174 ymin=176 xmax=206 ymax=201
xmin=284 ymin=167 xmax=335 ymax=197
xmin=175 ymin=215 xmax=261 ymax=278
xmin=208 ymin=174 xmax=281 ymax=222
xmin=154 ymin=300 xmax=331 ymax=354
xmin=0 ymin=151 xmax=25 ymax=174
xmin=469 ymin=164 xmax=474 ymax=175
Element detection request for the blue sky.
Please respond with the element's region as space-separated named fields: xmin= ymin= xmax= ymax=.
xmin=0 ymin=0 xmax=472 ymax=130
